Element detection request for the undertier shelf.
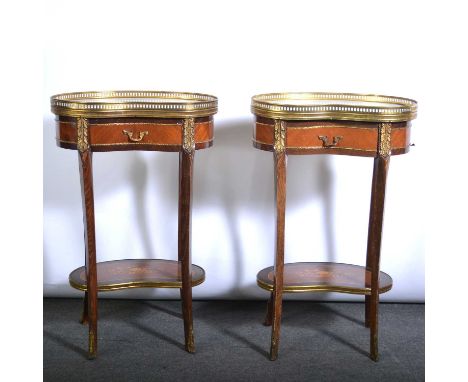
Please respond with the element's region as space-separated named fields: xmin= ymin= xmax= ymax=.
xmin=257 ymin=262 xmax=392 ymax=294
xmin=69 ymin=259 xmax=205 ymax=291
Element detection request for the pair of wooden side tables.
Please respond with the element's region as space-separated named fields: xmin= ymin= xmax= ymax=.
xmin=50 ymin=91 xmax=417 ymax=361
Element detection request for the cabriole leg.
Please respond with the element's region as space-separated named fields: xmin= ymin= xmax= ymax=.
xmin=264 ymin=292 xmax=274 ymax=326
xmin=80 ymin=291 xmax=89 ymax=324
xmin=365 ymin=124 xmax=391 ymax=361
xmin=78 ymin=119 xmax=98 ymax=360
xmin=269 ymin=120 xmax=287 ymax=361
xmin=179 ymin=118 xmax=195 ymax=353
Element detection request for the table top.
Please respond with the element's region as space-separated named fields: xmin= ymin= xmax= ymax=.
xmin=51 ymin=90 xmax=218 ymax=118
xmin=251 ymin=92 xmax=417 ymax=122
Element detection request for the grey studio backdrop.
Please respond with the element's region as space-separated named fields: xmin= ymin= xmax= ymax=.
xmin=43 ymin=2 xmax=425 ymax=303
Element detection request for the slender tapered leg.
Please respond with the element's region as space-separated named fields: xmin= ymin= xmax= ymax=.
xmin=270 ymin=146 xmax=287 ymax=360
xmin=364 ymin=295 xmax=371 ymax=328
xmin=365 ymin=154 xmax=390 ymax=362
xmin=263 ymin=292 xmax=274 ymax=326
xmin=178 ymin=145 xmax=195 ymax=353
xmin=78 ymin=140 xmax=98 ymax=360
xmin=80 ymin=291 xmax=89 ymax=324
xmin=365 ymin=153 xmax=380 ymax=329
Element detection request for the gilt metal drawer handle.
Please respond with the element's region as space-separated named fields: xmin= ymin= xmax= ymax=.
xmin=123 ymin=130 xmax=149 ymax=142
xmin=318 ymin=135 xmax=343 ymax=148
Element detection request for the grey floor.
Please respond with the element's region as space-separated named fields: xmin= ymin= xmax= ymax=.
xmin=44 ymin=299 xmax=424 ymax=381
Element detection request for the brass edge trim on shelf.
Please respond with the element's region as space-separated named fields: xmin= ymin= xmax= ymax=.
xmin=256 ymin=122 xmax=381 ymax=130
xmin=53 ymin=109 xmax=218 ymax=119
xmin=252 ymin=109 xmax=415 ymax=122
xmin=252 ymin=91 xmax=417 ymax=106
xmin=287 ymin=146 xmax=374 ymax=152
xmin=69 ymin=275 xmax=206 ymax=292
xmin=52 ymin=90 xmax=217 ymax=103
xmin=60 ymin=121 xmax=213 ymax=127
xmin=51 ymin=90 xmax=218 ymax=118
xmin=251 ymin=92 xmax=417 ymax=122
xmin=257 ymin=122 xmax=408 ymax=131
xmin=256 ymin=279 xmax=392 ymax=295
xmin=253 ymin=140 xmax=410 ymax=153
xmin=57 ymin=139 xmax=213 ymax=146
xmin=252 ymin=139 xmax=377 ymax=153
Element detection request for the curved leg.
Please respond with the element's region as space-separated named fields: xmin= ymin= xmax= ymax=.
xmin=364 ymin=295 xmax=371 ymax=328
xmin=178 ymin=148 xmax=195 ymax=353
xmin=365 ymin=155 xmax=379 ymax=329
xmin=270 ymin=150 xmax=287 ymax=361
xmin=263 ymin=292 xmax=273 ymax=326
xmin=80 ymin=291 xmax=89 ymax=324
xmin=78 ymin=147 xmax=98 ymax=360
xmin=365 ymin=155 xmax=390 ymax=361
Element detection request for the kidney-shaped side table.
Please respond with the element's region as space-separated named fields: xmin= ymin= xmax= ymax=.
xmin=51 ymin=91 xmax=217 ymax=359
xmin=251 ymin=92 xmax=417 ymax=361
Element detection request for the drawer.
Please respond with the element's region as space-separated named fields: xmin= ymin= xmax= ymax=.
xmin=56 ymin=116 xmax=214 ymax=152
xmin=253 ymin=117 xmax=410 ymax=157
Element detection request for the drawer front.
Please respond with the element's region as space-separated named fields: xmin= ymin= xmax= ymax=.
xmin=287 ymin=125 xmax=378 ymax=153
xmin=253 ymin=117 xmax=410 ymax=157
xmin=56 ymin=117 xmax=213 ymax=152
xmin=90 ymin=122 xmax=183 ymax=146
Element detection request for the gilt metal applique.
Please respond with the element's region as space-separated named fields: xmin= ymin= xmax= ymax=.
xmin=77 ymin=117 xmax=89 ymax=153
xmin=183 ymin=117 xmax=195 ymax=153
xmin=378 ymin=122 xmax=392 ymax=158
xmin=273 ymin=120 xmax=286 ymax=153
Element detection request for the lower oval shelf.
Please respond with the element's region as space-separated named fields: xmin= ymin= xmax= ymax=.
xmin=257 ymin=262 xmax=392 ymax=295
xmin=69 ymin=259 xmax=205 ymax=291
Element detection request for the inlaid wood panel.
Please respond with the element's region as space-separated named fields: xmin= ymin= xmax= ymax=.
xmin=257 ymin=262 xmax=392 ymax=294
xmin=253 ymin=116 xmax=411 ymax=157
xmin=56 ymin=116 xmax=214 ymax=152
xmin=69 ymin=259 xmax=205 ymax=291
